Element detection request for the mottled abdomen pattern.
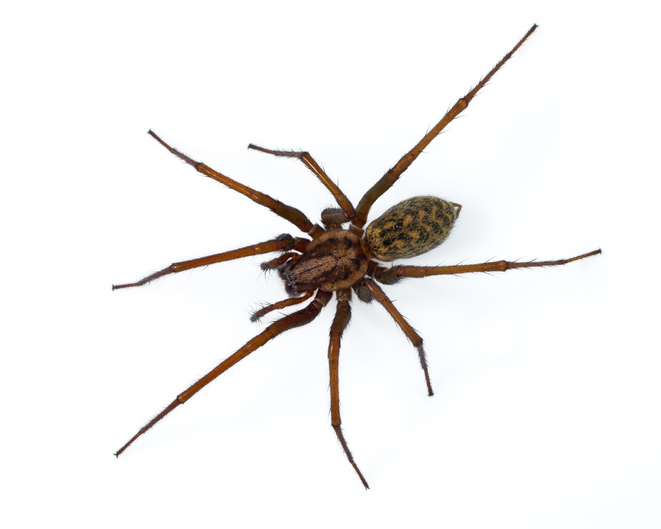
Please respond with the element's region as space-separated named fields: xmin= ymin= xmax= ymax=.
xmin=365 ymin=196 xmax=457 ymax=261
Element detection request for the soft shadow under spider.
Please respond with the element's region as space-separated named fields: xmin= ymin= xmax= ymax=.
xmin=113 ymin=24 xmax=600 ymax=489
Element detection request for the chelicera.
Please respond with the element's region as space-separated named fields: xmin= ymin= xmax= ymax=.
xmin=114 ymin=25 xmax=600 ymax=489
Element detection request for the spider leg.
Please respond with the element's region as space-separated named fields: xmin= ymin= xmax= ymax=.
xmin=353 ymin=24 xmax=538 ymax=228
xmin=373 ymin=249 xmax=602 ymax=283
xmin=329 ymin=289 xmax=369 ymax=489
xmin=260 ymin=252 xmax=300 ymax=271
xmin=148 ymin=131 xmax=324 ymax=237
xmin=248 ymin=144 xmax=356 ymax=221
xmin=363 ymin=279 xmax=434 ymax=396
xmin=113 ymin=235 xmax=308 ymax=290
xmin=250 ymin=289 xmax=314 ymax=322
xmin=115 ymin=290 xmax=332 ymax=457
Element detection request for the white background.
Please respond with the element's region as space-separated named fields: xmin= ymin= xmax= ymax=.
xmin=2 ymin=1 xmax=659 ymax=527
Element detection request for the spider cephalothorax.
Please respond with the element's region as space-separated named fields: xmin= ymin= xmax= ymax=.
xmin=277 ymin=230 xmax=369 ymax=295
xmin=114 ymin=25 xmax=600 ymax=489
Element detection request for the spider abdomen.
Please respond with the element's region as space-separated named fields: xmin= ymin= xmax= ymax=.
xmin=279 ymin=230 xmax=369 ymax=295
xmin=365 ymin=196 xmax=458 ymax=261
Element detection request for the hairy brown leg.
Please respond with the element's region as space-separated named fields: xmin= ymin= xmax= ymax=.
xmin=353 ymin=24 xmax=538 ymax=229
xmin=113 ymin=235 xmax=307 ymax=290
xmin=148 ymin=131 xmax=324 ymax=237
xmin=363 ymin=279 xmax=433 ymax=396
xmin=373 ymin=249 xmax=602 ymax=283
xmin=259 ymin=252 xmax=299 ymax=271
xmin=328 ymin=289 xmax=369 ymax=489
xmin=250 ymin=289 xmax=314 ymax=322
xmin=115 ymin=290 xmax=333 ymax=457
xmin=248 ymin=144 xmax=356 ymax=221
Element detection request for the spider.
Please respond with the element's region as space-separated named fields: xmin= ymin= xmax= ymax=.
xmin=114 ymin=24 xmax=600 ymax=489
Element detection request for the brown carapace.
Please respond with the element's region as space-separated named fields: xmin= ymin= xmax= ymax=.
xmin=113 ymin=25 xmax=600 ymax=489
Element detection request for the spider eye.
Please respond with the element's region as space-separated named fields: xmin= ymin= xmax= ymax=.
xmin=365 ymin=196 xmax=458 ymax=261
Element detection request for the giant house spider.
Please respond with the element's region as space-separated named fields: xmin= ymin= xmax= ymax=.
xmin=114 ymin=25 xmax=600 ymax=488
